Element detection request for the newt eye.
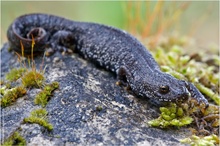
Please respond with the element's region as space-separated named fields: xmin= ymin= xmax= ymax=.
xmin=159 ymin=85 xmax=169 ymax=94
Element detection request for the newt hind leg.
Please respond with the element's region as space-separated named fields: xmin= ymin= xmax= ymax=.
xmin=49 ymin=30 xmax=76 ymax=53
xmin=116 ymin=66 xmax=132 ymax=91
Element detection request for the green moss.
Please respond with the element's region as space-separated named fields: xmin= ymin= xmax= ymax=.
xmin=0 ymin=80 xmax=4 ymax=85
xmin=148 ymin=103 xmax=193 ymax=128
xmin=96 ymin=106 xmax=103 ymax=111
xmin=0 ymin=85 xmax=6 ymax=95
xmin=0 ymin=82 xmax=11 ymax=96
xmin=160 ymin=66 xmax=186 ymax=80
xmin=2 ymin=132 xmax=26 ymax=146
xmin=21 ymin=70 xmax=44 ymax=88
xmin=180 ymin=134 xmax=219 ymax=146
xmin=23 ymin=108 xmax=53 ymax=131
xmin=6 ymin=68 xmax=26 ymax=82
xmin=0 ymin=86 xmax=27 ymax=108
xmin=196 ymin=83 xmax=220 ymax=105
xmin=201 ymin=104 xmax=219 ymax=116
xmin=5 ymin=83 xmax=11 ymax=88
xmin=34 ymin=82 xmax=59 ymax=107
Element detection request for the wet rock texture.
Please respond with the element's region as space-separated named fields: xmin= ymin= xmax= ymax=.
xmin=1 ymin=44 xmax=188 ymax=145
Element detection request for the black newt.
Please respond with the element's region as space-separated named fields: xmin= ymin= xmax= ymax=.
xmin=7 ymin=13 xmax=209 ymax=107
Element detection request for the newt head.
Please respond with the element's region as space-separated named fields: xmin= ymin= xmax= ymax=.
xmin=131 ymin=72 xmax=191 ymax=103
xmin=131 ymin=71 xmax=209 ymax=107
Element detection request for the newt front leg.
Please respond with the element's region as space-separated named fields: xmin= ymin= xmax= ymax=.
xmin=183 ymin=81 xmax=209 ymax=108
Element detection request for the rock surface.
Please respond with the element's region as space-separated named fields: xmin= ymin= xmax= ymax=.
xmin=0 ymin=43 xmax=189 ymax=145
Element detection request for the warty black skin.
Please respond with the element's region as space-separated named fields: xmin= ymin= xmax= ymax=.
xmin=7 ymin=13 xmax=209 ymax=107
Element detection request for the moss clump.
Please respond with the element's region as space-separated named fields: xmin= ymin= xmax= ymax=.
xmin=180 ymin=134 xmax=219 ymax=146
xmin=0 ymin=80 xmax=4 ymax=85
xmin=0 ymin=85 xmax=7 ymax=95
xmin=34 ymin=82 xmax=59 ymax=107
xmin=21 ymin=70 xmax=44 ymax=88
xmin=96 ymin=106 xmax=103 ymax=111
xmin=6 ymin=68 xmax=26 ymax=82
xmin=2 ymin=132 xmax=26 ymax=146
xmin=0 ymin=86 xmax=27 ymax=108
xmin=23 ymin=108 xmax=53 ymax=131
xmin=196 ymin=83 xmax=220 ymax=105
xmin=148 ymin=103 xmax=193 ymax=128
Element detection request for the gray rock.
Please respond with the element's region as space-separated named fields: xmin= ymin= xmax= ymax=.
xmin=0 ymin=43 xmax=188 ymax=145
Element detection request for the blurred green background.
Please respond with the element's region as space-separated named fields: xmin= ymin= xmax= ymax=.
xmin=1 ymin=1 xmax=219 ymax=49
